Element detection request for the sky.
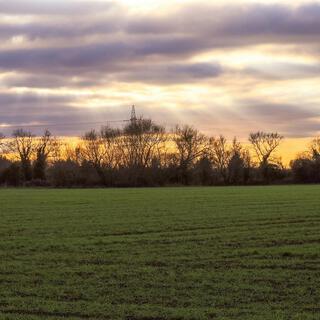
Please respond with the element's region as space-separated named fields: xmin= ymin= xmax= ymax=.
xmin=0 ymin=0 xmax=319 ymax=152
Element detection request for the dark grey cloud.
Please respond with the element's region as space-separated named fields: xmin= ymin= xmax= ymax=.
xmin=2 ymin=74 xmax=72 ymax=88
xmin=0 ymin=20 xmax=119 ymax=40
xmin=125 ymin=3 xmax=320 ymax=40
xmin=214 ymin=4 xmax=320 ymax=37
xmin=0 ymin=62 xmax=223 ymax=93
xmin=0 ymin=43 xmax=224 ymax=86
xmin=0 ymin=92 xmax=75 ymax=106
xmin=117 ymin=62 xmax=223 ymax=84
xmin=0 ymin=35 xmax=218 ymax=73
xmin=0 ymin=42 xmax=133 ymax=72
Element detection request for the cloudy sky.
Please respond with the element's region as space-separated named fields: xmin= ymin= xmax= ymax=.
xmin=0 ymin=0 xmax=319 ymax=145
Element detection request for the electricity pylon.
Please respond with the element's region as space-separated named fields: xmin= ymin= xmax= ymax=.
xmin=130 ymin=105 xmax=137 ymax=124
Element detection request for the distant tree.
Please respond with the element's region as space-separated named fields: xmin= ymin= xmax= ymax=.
xmin=230 ymin=140 xmax=253 ymax=184
xmin=291 ymin=157 xmax=316 ymax=183
xmin=240 ymin=148 xmax=252 ymax=184
xmin=80 ymin=129 xmax=107 ymax=184
xmin=33 ymin=130 xmax=58 ymax=180
xmin=209 ymin=135 xmax=232 ymax=183
xmin=310 ymin=137 xmax=320 ymax=159
xmin=9 ymin=129 xmax=36 ymax=181
xmin=173 ymin=125 xmax=208 ymax=184
xmin=208 ymin=136 xmax=250 ymax=184
xmin=0 ymin=156 xmax=11 ymax=184
xmin=249 ymin=132 xmax=284 ymax=165
xmin=290 ymin=137 xmax=320 ymax=184
xmin=47 ymin=160 xmax=80 ymax=187
xmin=249 ymin=131 xmax=284 ymax=182
xmin=121 ymin=118 xmax=167 ymax=169
xmin=3 ymin=121 xmax=320 ymax=188
xmin=0 ymin=133 xmax=6 ymax=156
xmin=228 ymin=151 xmax=246 ymax=185
xmin=195 ymin=156 xmax=214 ymax=185
xmin=0 ymin=162 xmax=22 ymax=186
xmin=80 ymin=127 xmax=120 ymax=185
xmin=100 ymin=125 xmax=122 ymax=169
xmin=64 ymin=144 xmax=82 ymax=165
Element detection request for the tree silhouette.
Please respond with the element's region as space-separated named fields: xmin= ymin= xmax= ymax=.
xmin=9 ymin=129 xmax=36 ymax=181
xmin=173 ymin=125 xmax=208 ymax=184
xmin=249 ymin=131 xmax=284 ymax=182
xmin=2 ymin=121 xmax=320 ymax=187
xmin=121 ymin=118 xmax=167 ymax=169
xmin=33 ymin=130 xmax=58 ymax=180
xmin=310 ymin=137 xmax=320 ymax=159
xmin=0 ymin=133 xmax=5 ymax=156
xmin=249 ymin=132 xmax=283 ymax=165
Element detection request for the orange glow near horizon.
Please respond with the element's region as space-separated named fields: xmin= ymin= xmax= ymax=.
xmin=55 ymin=136 xmax=313 ymax=167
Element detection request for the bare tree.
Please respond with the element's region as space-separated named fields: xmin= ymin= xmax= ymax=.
xmin=173 ymin=125 xmax=208 ymax=184
xmin=228 ymin=139 xmax=252 ymax=184
xmin=209 ymin=135 xmax=231 ymax=183
xmin=249 ymin=131 xmax=284 ymax=166
xmin=81 ymin=130 xmax=106 ymax=174
xmin=310 ymin=137 xmax=320 ymax=159
xmin=33 ymin=130 xmax=59 ymax=180
xmin=80 ymin=127 xmax=120 ymax=184
xmin=249 ymin=131 xmax=284 ymax=182
xmin=120 ymin=118 xmax=167 ymax=169
xmin=100 ymin=126 xmax=122 ymax=168
xmin=0 ymin=133 xmax=5 ymax=156
xmin=208 ymin=136 xmax=248 ymax=184
xmin=9 ymin=129 xmax=36 ymax=181
xmin=64 ymin=143 xmax=82 ymax=165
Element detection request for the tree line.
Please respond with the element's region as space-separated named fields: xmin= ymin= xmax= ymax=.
xmin=0 ymin=118 xmax=319 ymax=187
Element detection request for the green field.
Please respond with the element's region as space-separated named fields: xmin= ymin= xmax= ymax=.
xmin=0 ymin=186 xmax=319 ymax=320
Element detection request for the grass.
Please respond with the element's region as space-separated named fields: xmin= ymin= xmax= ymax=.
xmin=0 ymin=186 xmax=319 ymax=320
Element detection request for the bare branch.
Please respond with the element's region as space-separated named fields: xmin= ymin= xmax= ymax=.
xmin=249 ymin=131 xmax=284 ymax=165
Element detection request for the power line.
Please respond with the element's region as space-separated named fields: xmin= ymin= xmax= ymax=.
xmin=130 ymin=105 xmax=137 ymax=123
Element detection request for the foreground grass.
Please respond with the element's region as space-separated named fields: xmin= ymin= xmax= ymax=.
xmin=0 ymin=186 xmax=319 ymax=319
